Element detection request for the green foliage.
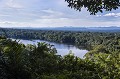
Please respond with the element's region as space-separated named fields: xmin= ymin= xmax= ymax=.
xmin=0 ymin=31 xmax=120 ymax=79
xmin=1 ymin=28 xmax=120 ymax=53
xmin=85 ymin=45 xmax=120 ymax=79
xmin=65 ymin=0 xmax=120 ymax=15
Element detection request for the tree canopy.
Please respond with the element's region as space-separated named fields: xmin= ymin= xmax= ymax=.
xmin=0 ymin=36 xmax=120 ymax=79
xmin=65 ymin=0 xmax=120 ymax=15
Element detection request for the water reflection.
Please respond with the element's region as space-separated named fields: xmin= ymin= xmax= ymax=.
xmin=12 ymin=39 xmax=88 ymax=58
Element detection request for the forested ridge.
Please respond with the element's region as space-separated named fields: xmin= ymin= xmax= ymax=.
xmin=0 ymin=0 xmax=120 ymax=78
xmin=1 ymin=28 xmax=120 ymax=52
xmin=0 ymin=28 xmax=120 ymax=79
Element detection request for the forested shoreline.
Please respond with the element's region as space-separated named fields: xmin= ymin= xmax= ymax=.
xmin=1 ymin=28 xmax=120 ymax=51
xmin=0 ymin=0 xmax=120 ymax=78
xmin=0 ymin=28 xmax=120 ymax=79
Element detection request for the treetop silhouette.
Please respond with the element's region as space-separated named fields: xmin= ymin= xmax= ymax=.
xmin=65 ymin=0 xmax=120 ymax=15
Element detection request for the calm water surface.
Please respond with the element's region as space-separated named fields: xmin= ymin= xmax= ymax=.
xmin=13 ymin=39 xmax=88 ymax=58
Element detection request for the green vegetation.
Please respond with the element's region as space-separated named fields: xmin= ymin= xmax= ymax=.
xmin=0 ymin=28 xmax=120 ymax=79
xmin=0 ymin=0 xmax=120 ymax=78
xmin=65 ymin=0 xmax=120 ymax=15
xmin=1 ymin=28 xmax=120 ymax=52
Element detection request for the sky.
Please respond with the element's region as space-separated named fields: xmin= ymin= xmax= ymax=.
xmin=0 ymin=0 xmax=120 ymax=28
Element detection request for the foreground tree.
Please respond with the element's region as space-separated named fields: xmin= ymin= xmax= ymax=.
xmin=65 ymin=0 xmax=120 ymax=15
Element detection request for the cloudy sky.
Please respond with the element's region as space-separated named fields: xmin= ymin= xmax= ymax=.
xmin=0 ymin=0 xmax=120 ymax=28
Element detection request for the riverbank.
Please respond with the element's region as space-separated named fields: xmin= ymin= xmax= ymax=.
xmin=11 ymin=38 xmax=88 ymax=58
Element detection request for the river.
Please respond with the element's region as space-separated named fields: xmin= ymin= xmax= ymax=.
xmin=12 ymin=39 xmax=88 ymax=58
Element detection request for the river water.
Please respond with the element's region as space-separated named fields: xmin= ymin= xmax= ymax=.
xmin=13 ymin=39 xmax=88 ymax=58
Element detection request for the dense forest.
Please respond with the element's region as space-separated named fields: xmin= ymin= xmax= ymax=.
xmin=0 ymin=28 xmax=120 ymax=79
xmin=1 ymin=28 xmax=120 ymax=52
xmin=0 ymin=0 xmax=120 ymax=78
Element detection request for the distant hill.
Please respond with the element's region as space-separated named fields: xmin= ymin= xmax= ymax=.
xmin=7 ymin=26 xmax=120 ymax=32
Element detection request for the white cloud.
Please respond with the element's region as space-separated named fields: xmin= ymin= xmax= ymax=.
xmin=41 ymin=9 xmax=64 ymax=19
xmin=5 ymin=0 xmax=23 ymax=9
xmin=0 ymin=21 xmax=16 ymax=24
xmin=96 ymin=15 xmax=102 ymax=17
xmin=0 ymin=0 xmax=120 ymax=28
xmin=0 ymin=18 xmax=120 ymax=28
xmin=104 ymin=13 xmax=120 ymax=17
xmin=0 ymin=14 xmax=10 ymax=17
xmin=42 ymin=9 xmax=56 ymax=14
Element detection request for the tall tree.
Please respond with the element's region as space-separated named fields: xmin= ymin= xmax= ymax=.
xmin=65 ymin=0 xmax=120 ymax=15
